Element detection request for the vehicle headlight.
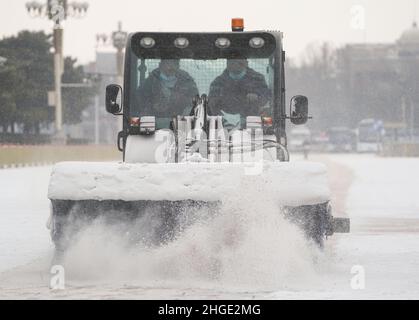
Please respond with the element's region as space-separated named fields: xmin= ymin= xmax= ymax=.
xmin=215 ymin=37 xmax=231 ymax=48
xmin=249 ymin=37 xmax=265 ymax=48
xmin=140 ymin=37 xmax=155 ymax=48
xmin=174 ymin=37 xmax=189 ymax=48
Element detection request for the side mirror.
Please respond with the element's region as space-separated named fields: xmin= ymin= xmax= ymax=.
xmin=290 ymin=95 xmax=309 ymax=125
xmin=106 ymin=84 xmax=123 ymax=115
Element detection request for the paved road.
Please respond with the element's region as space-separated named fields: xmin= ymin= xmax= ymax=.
xmin=1 ymin=154 xmax=419 ymax=299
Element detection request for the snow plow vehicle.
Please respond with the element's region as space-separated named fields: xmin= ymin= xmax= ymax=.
xmin=47 ymin=19 xmax=350 ymax=251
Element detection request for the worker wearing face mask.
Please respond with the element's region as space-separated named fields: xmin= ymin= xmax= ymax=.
xmin=135 ymin=59 xmax=199 ymax=117
xmin=208 ymin=58 xmax=271 ymax=118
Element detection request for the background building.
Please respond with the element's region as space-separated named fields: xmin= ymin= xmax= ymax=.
xmin=336 ymin=22 xmax=419 ymax=137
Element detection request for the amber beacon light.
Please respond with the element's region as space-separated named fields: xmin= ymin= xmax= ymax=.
xmin=231 ymin=18 xmax=244 ymax=32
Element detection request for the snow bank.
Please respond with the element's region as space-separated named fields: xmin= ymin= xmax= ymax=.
xmin=48 ymin=161 xmax=330 ymax=207
xmin=0 ymin=166 xmax=53 ymax=273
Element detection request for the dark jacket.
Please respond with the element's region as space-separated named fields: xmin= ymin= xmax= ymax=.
xmin=134 ymin=68 xmax=199 ymax=117
xmin=208 ymin=68 xmax=271 ymax=116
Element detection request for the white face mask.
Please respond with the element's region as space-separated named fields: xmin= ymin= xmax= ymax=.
xmin=228 ymin=69 xmax=247 ymax=80
xmin=160 ymin=72 xmax=177 ymax=88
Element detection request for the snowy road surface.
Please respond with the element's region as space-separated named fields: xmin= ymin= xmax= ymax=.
xmin=1 ymin=154 xmax=419 ymax=299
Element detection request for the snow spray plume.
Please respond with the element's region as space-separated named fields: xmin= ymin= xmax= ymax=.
xmin=60 ymin=176 xmax=322 ymax=290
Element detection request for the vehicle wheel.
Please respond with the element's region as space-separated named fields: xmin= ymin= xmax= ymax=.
xmin=284 ymin=202 xmax=332 ymax=248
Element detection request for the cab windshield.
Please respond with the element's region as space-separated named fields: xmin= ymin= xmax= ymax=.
xmin=128 ymin=33 xmax=276 ymax=129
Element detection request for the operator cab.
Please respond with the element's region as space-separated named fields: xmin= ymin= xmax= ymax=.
xmin=129 ymin=31 xmax=276 ymax=128
xmin=106 ymin=19 xmax=309 ymax=159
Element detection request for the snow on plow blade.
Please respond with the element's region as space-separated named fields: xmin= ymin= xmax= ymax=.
xmin=47 ymin=161 xmax=347 ymax=249
xmin=48 ymin=161 xmax=330 ymax=205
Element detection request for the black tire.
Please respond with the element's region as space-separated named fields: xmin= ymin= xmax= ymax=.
xmin=284 ymin=202 xmax=333 ymax=248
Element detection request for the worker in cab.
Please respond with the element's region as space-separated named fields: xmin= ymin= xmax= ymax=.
xmin=135 ymin=59 xmax=199 ymax=118
xmin=208 ymin=58 xmax=271 ymax=121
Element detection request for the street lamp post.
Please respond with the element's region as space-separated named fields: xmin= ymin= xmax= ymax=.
xmin=25 ymin=0 xmax=88 ymax=142
xmin=112 ymin=21 xmax=128 ymax=86
xmin=96 ymin=22 xmax=128 ymax=85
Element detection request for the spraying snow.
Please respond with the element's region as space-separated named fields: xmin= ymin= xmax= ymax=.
xmin=59 ymin=171 xmax=321 ymax=291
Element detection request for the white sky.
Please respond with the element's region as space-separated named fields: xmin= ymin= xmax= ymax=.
xmin=0 ymin=0 xmax=418 ymax=64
